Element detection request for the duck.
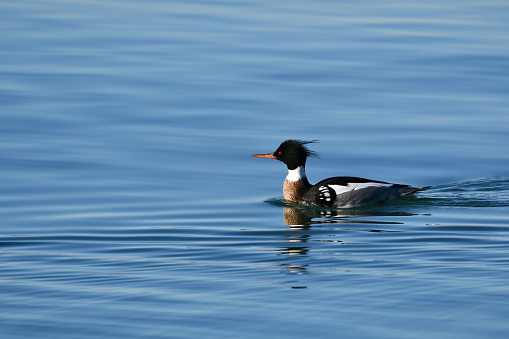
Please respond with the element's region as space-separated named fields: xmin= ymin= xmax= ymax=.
xmin=253 ymin=139 xmax=429 ymax=208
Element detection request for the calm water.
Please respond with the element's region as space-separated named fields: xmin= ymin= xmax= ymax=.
xmin=1 ymin=0 xmax=509 ymax=338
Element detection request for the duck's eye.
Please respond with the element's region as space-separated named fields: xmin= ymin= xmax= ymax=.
xmin=277 ymin=151 xmax=283 ymax=155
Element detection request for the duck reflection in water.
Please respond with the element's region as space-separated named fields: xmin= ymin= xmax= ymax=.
xmin=278 ymin=203 xmax=421 ymax=249
xmin=275 ymin=204 xmax=423 ymax=283
xmin=281 ymin=204 xmax=416 ymax=228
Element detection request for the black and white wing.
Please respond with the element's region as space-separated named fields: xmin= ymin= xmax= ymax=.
xmin=305 ymin=177 xmax=420 ymax=207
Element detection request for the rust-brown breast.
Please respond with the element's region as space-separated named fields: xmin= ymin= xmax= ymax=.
xmin=283 ymin=179 xmax=309 ymax=202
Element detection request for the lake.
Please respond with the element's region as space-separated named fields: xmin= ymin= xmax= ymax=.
xmin=1 ymin=0 xmax=509 ymax=338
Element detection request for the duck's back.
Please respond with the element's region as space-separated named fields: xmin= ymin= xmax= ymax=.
xmin=302 ymin=176 xmax=420 ymax=208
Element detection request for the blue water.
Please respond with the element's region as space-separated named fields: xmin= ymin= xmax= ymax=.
xmin=1 ymin=0 xmax=509 ymax=338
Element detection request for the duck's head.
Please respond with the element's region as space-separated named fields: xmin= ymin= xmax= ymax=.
xmin=252 ymin=139 xmax=319 ymax=170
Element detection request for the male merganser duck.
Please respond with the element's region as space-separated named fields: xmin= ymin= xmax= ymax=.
xmin=253 ymin=139 xmax=429 ymax=208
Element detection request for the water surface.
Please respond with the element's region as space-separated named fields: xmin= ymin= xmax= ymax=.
xmin=1 ymin=0 xmax=509 ymax=338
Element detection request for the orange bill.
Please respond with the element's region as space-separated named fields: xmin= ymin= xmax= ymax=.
xmin=252 ymin=153 xmax=277 ymax=159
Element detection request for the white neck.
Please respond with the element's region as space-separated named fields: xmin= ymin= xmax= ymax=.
xmin=285 ymin=166 xmax=306 ymax=182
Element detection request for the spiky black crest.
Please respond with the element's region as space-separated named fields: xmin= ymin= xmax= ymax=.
xmin=283 ymin=140 xmax=319 ymax=158
xmin=274 ymin=139 xmax=319 ymax=169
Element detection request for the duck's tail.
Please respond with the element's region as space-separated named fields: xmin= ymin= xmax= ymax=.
xmin=400 ymin=185 xmax=431 ymax=195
